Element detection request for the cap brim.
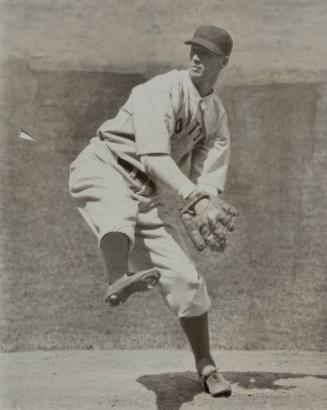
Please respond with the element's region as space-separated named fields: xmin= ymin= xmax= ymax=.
xmin=184 ymin=38 xmax=225 ymax=56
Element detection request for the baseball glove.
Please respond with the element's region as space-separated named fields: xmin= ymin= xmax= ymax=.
xmin=179 ymin=191 xmax=238 ymax=252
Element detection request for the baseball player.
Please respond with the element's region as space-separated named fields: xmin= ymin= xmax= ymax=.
xmin=69 ymin=25 xmax=238 ymax=398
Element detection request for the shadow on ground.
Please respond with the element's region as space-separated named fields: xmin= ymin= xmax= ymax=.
xmin=138 ymin=371 xmax=202 ymax=410
xmin=137 ymin=371 xmax=327 ymax=410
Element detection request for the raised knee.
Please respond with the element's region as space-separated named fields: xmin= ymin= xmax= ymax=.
xmin=180 ymin=263 xmax=202 ymax=289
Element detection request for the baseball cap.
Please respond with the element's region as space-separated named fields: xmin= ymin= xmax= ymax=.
xmin=185 ymin=25 xmax=233 ymax=56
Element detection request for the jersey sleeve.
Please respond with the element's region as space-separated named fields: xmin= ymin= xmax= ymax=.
xmin=130 ymin=73 xmax=178 ymax=156
xmin=190 ymin=110 xmax=230 ymax=194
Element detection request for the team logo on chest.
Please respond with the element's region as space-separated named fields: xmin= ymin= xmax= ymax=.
xmin=174 ymin=116 xmax=204 ymax=145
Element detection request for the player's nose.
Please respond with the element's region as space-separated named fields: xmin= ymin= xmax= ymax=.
xmin=192 ymin=53 xmax=201 ymax=63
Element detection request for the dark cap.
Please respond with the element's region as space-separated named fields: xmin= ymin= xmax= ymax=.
xmin=185 ymin=25 xmax=233 ymax=56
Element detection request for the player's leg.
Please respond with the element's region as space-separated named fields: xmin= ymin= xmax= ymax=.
xmin=101 ymin=231 xmax=160 ymax=306
xmin=179 ymin=312 xmax=231 ymax=397
xmin=179 ymin=312 xmax=214 ymax=374
xmin=130 ymin=202 xmax=231 ymax=396
xmin=69 ymin=141 xmax=159 ymax=305
xmin=100 ymin=232 xmax=130 ymax=283
xmin=101 ymin=232 xmax=160 ymax=305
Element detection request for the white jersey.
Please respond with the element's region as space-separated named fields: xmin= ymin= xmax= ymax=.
xmin=96 ymin=69 xmax=230 ymax=194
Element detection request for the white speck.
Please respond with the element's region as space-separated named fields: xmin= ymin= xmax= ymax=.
xmin=18 ymin=130 xmax=35 ymax=142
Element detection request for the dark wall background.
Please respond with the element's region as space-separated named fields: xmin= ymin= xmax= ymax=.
xmin=1 ymin=60 xmax=326 ymax=351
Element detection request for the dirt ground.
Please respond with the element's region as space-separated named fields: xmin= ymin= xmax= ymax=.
xmin=1 ymin=350 xmax=327 ymax=410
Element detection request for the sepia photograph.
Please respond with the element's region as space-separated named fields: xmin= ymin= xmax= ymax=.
xmin=0 ymin=1 xmax=326 ymax=409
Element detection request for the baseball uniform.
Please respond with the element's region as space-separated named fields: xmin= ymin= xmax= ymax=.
xmin=69 ymin=68 xmax=230 ymax=317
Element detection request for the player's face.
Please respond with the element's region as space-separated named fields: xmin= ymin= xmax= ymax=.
xmin=189 ymin=46 xmax=228 ymax=83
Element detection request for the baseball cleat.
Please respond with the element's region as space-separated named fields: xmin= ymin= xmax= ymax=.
xmin=201 ymin=369 xmax=232 ymax=398
xmin=105 ymin=268 xmax=161 ymax=306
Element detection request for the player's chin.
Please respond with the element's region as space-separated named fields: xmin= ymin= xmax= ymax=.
xmin=188 ymin=67 xmax=204 ymax=79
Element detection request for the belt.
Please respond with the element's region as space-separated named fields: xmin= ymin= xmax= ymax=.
xmin=117 ymin=157 xmax=155 ymax=188
xmin=98 ymin=131 xmax=156 ymax=191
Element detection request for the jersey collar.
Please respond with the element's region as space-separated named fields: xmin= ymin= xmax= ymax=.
xmin=184 ymin=70 xmax=215 ymax=103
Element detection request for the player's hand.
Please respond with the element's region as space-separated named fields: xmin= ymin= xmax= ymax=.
xmin=179 ymin=191 xmax=239 ymax=252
